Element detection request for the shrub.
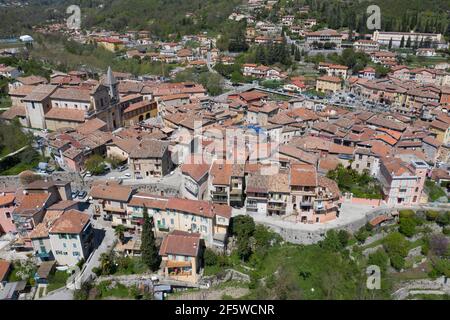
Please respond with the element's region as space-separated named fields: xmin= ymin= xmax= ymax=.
xmin=443 ymin=226 xmax=450 ymax=236
xmin=354 ymin=228 xmax=369 ymax=244
xmin=399 ymin=217 xmax=417 ymax=237
xmin=390 ymin=254 xmax=405 ymax=271
xmin=399 ymin=209 xmax=415 ymax=219
xmin=425 ymin=210 xmax=440 ymax=221
xmin=383 ymin=232 xmax=409 ymax=258
xmin=204 ymin=248 xmax=218 ymax=266
xmin=367 ymin=249 xmax=389 ymax=272
xmin=436 ymin=212 xmax=450 ymax=226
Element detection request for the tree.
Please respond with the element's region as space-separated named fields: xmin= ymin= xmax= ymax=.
xmin=368 ymin=249 xmax=389 ymax=272
xmin=114 ymin=225 xmax=126 ymax=244
xmin=198 ymin=72 xmax=224 ymax=96
xmin=399 ymin=36 xmax=405 ymax=48
xmin=85 ymin=154 xmax=106 ymax=175
xmin=337 ymin=230 xmax=350 ymax=248
xmin=383 ymin=232 xmax=409 ymax=258
xmin=140 ymin=207 xmax=160 ymax=271
xmin=388 ymin=38 xmax=393 ymax=49
xmin=405 ymin=36 xmax=412 ymax=48
xmin=321 ymin=230 xmax=344 ymax=251
xmin=99 ymin=252 xmax=114 ymax=275
xmin=429 ymin=234 xmax=449 ymax=257
xmin=231 ymin=215 xmax=255 ymax=261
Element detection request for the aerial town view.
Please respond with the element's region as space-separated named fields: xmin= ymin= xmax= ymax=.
xmin=0 ymin=0 xmax=449 ymax=304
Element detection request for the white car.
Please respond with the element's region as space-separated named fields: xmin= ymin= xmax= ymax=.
xmin=124 ymin=172 xmax=131 ymax=178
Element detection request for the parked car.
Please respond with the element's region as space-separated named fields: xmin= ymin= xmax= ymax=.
xmin=85 ymin=171 xmax=92 ymax=177
xmin=71 ymin=190 xmax=80 ymax=198
xmin=78 ymin=191 xmax=87 ymax=199
xmin=124 ymin=172 xmax=131 ymax=178
xmin=118 ymin=165 xmax=127 ymax=172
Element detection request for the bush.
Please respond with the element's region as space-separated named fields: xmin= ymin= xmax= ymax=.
xmin=367 ymin=249 xmax=389 ymax=272
xmin=436 ymin=212 xmax=450 ymax=226
xmin=399 ymin=217 xmax=417 ymax=237
xmin=443 ymin=226 xmax=450 ymax=236
xmin=399 ymin=210 xmax=415 ymax=219
xmin=390 ymin=254 xmax=405 ymax=271
xmin=204 ymin=248 xmax=218 ymax=266
xmin=383 ymin=232 xmax=409 ymax=258
xmin=354 ymin=228 xmax=369 ymax=244
xmin=425 ymin=210 xmax=440 ymax=221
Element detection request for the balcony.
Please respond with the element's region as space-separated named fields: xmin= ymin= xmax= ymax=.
xmin=104 ymin=205 xmax=127 ymax=213
xmin=212 ymin=195 xmax=228 ymax=204
xmin=229 ymin=188 xmax=242 ymax=195
xmin=246 ymin=202 xmax=258 ymax=209
xmin=300 ymin=201 xmax=313 ymax=207
xmin=268 ymin=203 xmax=286 ymax=211
xmin=157 ymin=223 xmax=170 ymax=232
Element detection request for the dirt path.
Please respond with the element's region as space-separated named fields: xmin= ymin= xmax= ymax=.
xmin=168 ymin=287 xmax=250 ymax=300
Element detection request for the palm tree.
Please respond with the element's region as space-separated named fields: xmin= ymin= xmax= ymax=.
xmin=114 ymin=225 xmax=126 ymax=244
xmin=99 ymin=252 xmax=112 ymax=275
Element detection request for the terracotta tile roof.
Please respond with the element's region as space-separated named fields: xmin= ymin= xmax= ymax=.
xmin=76 ymin=118 xmax=107 ymax=135
xmin=318 ymin=176 xmax=340 ymax=198
xmin=16 ymin=75 xmax=48 ymax=86
xmin=129 ymin=139 xmax=169 ymax=158
xmin=0 ymin=194 xmax=15 ymax=207
xmin=159 ymin=230 xmax=201 ymax=257
xmin=238 ymin=91 xmax=268 ymax=102
xmin=49 ymin=210 xmax=90 ymax=234
xmin=290 ymin=163 xmax=317 ymax=187
xmin=181 ymin=162 xmax=211 ymax=182
xmin=45 ymin=108 xmax=85 ymax=122
xmin=128 ymin=193 xmax=168 ymax=209
xmin=23 ymin=84 xmax=57 ymax=102
xmin=8 ymin=84 xmax=35 ymax=96
xmin=123 ymin=100 xmax=155 ymax=114
xmin=89 ymin=183 xmax=133 ymax=202
xmin=422 ymin=136 xmax=441 ymax=148
xmin=14 ymin=193 xmax=51 ymax=216
xmin=50 ymin=88 xmax=91 ymax=102
xmin=279 ymin=145 xmax=317 ymax=165
xmin=0 ymin=105 xmax=26 ymax=120
xmin=317 ymin=75 xmax=341 ymax=83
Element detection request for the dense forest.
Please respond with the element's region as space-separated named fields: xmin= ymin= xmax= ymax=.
xmin=0 ymin=0 xmax=449 ymax=38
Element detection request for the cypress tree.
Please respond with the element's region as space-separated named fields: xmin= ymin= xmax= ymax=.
xmin=399 ymin=36 xmax=405 ymax=48
xmin=140 ymin=207 xmax=160 ymax=271
xmin=388 ymin=38 xmax=393 ymax=49
xmin=406 ymin=36 xmax=411 ymax=48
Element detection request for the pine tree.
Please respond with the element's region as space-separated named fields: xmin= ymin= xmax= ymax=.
xmin=140 ymin=207 xmax=160 ymax=271
xmin=388 ymin=38 xmax=393 ymax=49
xmin=399 ymin=36 xmax=405 ymax=48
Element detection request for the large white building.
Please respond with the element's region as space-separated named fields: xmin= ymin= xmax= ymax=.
xmin=372 ymin=30 xmax=447 ymax=49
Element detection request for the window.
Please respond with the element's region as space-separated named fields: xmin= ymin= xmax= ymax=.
xmin=70 ymin=234 xmax=77 ymax=239
xmin=55 ymin=250 xmax=63 ymax=255
xmin=63 ymin=243 xmax=67 ymax=248
xmin=73 ymin=251 xmax=80 ymax=257
xmin=170 ymin=219 xmax=174 ymax=225
xmin=5 ymin=212 xmax=10 ymax=219
xmin=39 ymin=239 xmax=44 ymax=245
xmin=73 ymin=243 xmax=77 ymax=248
